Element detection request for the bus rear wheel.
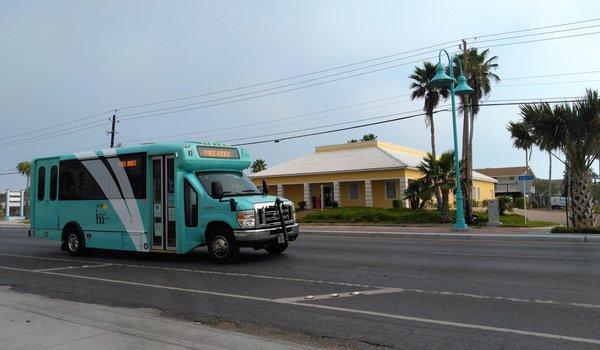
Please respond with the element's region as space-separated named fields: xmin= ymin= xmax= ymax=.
xmin=207 ymin=230 xmax=239 ymax=264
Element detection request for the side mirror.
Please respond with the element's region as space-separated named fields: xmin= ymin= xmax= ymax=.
xmin=262 ymin=180 xmax=269 ymax=195
xmin=211 ymin=181 xmax=223 ymax=199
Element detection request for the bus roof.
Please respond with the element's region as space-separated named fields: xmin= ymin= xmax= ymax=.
xmin=32 ymin=142 xmax=251 ymax=171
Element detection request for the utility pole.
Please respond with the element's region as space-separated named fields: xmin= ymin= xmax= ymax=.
xmin=109 ymin=110 xmax=117 ymax=148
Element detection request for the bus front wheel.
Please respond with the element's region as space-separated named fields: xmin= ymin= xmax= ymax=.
xmin=64 ymin=230 xmax=93 ymax=257
xmin=207 ymin=230 xmax=239 ymax=264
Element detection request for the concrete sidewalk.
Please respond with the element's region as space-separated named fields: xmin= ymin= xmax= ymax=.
xmin=301 ymin=224 xmax=600 ymax=243
xmin=0 ymin=287 xmax=317 ymax=350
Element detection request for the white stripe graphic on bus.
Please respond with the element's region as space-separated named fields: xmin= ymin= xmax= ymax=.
xmin=74 ymin=151 xmax=148 ymax=252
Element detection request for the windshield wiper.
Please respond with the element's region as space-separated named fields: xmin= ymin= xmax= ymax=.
xmin=222 ymin=191 xmax=241 ymax=197
xmin=241 ymin=189 xmax=261 ymax=194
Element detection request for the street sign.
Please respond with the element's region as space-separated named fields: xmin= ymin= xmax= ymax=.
xmin=518 ymin=175 xmax=535 ymax=180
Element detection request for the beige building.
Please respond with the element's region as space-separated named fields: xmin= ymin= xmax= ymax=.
xmin=251 ymin=141 xmax=497 ymax=209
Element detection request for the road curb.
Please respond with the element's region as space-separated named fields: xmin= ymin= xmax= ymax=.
xmin=301 ymin=230 xmax=600 ymax=243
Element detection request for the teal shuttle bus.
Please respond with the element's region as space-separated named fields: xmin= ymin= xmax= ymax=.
xmin=29 ymin=142 xmax=299 ymax=263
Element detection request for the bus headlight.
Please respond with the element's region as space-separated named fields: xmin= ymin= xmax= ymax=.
xmin=236 ymin=210 xmax=255 ymax=228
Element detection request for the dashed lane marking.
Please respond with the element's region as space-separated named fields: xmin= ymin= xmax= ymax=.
xmin=1 ymin=264 xmax=599 ymax=346
xmin=275 ymin=288 xmax=404 ymax=303
xmin=430 ymin=252 xmax=594 ymax=261
xmin=34 ymin=263 xmax=114 ymax=272
xmin=1 ymin=253 xmax=600 ymax=310
xmin=0 ymin=253 xmax=373 ymax=288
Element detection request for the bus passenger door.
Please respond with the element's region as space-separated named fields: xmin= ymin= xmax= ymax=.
xmin=33 ymin=159 xmax=59 ymax=231
xmin=151 ymin=155 xmax=177 ymax=251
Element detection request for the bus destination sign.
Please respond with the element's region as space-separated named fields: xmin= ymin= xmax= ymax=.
xmin=197 ymin=146 xmax=240 ymax=159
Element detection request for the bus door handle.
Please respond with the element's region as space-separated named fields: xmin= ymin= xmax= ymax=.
xmin=204 ymin=205 xmax=214 ymax=209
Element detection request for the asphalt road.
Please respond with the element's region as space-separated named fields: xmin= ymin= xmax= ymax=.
xmin=1 ymin=226 xmax=600 ymax=349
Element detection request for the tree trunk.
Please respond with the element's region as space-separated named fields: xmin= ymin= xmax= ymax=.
xmin=547 ymin=152 xmax=552 ymax=210
xmin=570 ymin=169 xmax=594 ymax=228
xmin=429 ymin=114 xmax=443 ymax=212
xmin=440 ymin=189 xmax=450 ymax=223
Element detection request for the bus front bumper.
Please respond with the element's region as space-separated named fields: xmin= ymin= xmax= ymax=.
xmin=233 ymin=223 xmax=299 ymax=247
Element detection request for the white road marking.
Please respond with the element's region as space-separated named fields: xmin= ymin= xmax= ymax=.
xmin=0 ymin=253 xmax=373 ymax=288
xmin=275 ymin=288 xmax=404 ymax=303
xmin=1 ymin=253 xmax=600 ymax=309
xmin=1 ymin=264 xmax=599 ymax=346
xmin=34 ymin=263 xmax=113 ymax=272
xmin=302 ymin=234 xmax=600 ymax=245
xmin=430 ymin=252 xmax=594 ymax=261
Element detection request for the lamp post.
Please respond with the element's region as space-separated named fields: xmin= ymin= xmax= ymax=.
xmin=428 ymin=49 xmax=474 ymax=230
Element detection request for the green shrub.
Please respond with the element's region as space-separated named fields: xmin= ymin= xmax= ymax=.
xmin=512 ymin=196 xmax=531 ymax=209
xmin=299 ymin=207 xmax=440 ymax=224
xmin=551 ymin=226 xmax=600 ymax=234
xmin=332 ymin=201 xmax=339 ymax=208
xmin=498 ymin=196 xmax=513 ymax=215
xmin=392 ymin=199 xmax=404 ymax=209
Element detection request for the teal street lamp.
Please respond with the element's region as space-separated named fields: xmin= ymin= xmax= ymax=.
xmin=429 ymin=49 xmax=474 ymax=230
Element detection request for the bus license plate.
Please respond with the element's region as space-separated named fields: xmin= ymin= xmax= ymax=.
xmin=277 ymin=234 xmax=285 ymax=244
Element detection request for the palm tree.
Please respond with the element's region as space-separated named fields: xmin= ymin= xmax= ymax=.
xmin=507 ymin=120 xmax=556 ymax=209
xmin=519 ymin=89 xmax=600 ymax=228
xmin=404 ymin=178 xmax=432 ymax=210
xmin=15 ymin=161 xmax=31 ymax=189
xmin=361 ymin=134 xmax=377 ymax=142
xmin=418 ymin=151 xmax=457 ymax=223
xmin=409 ymin=62 xmax=449 ymax=210
xmin=251 ymin=159 xmax=267 ymax=173
xmin=15 ymin=161 xmax=31 ymax=217
xmin=458 ymin=48 xmax=500 ymax=221
xmin=507 ymin=121 xmax=533 ymax=167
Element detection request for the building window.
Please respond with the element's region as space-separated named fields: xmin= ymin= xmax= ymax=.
xmin=472 ymin=187 xmax=481 ymax=201
xmin=385 ymin=181 xmax=397 ymax=199
xmin=348 ymin=183 xmax=359 ymax=200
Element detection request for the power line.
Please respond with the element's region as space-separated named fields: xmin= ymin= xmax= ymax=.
xmin=2 ymin=110 xmax=113 ymax=142
xmin=473 ymin=17 xmax=600 ymax=39
xmin=117 ymin=51 xmax=450 ymax=120
xmin=0 ymin=171 xmax=19 ymax=176
xmin=114 ymin=17 xmax=600 ymax=113
xmin=119 ymin=30 xmax=600 ymax=122
xmin=474 ymin=30 xmax=600 ymax=49
xmin=503 ymin=70 xmax=600 ymax=80
xmin=4 ymin=18 xmax=600 ymax=142
xmin=0 ymin=121 xmax=109 ymax=149
xmin=120 ymin=94 xmax=411 ymax=144
xmin=230 ymin=99 xmax=582 ymax=146
xmin=471 ymin=23 xmax=600 ymax=44
xmin=498 ymin=79 xmax=600 ymax=87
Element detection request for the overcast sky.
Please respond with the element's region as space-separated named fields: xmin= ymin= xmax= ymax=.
xmin=1 ymin=0 xmax=600 ymax=189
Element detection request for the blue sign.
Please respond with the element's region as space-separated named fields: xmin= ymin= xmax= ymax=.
xmin=518 ymin=175 xmax=535 ymax=180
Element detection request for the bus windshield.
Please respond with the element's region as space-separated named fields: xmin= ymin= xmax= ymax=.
xmin=196 ymin=172 xmax=262 ymax=197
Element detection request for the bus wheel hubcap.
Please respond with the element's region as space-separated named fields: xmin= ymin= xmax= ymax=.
xmin=212 ymin=236 xmax=229 ymax=258
xmin=68 ymin=234 xmax=79 ymax=251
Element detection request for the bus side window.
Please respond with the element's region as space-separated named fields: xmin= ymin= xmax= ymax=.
xmin=49 ymin=166 xmax=58 ymax=201
xmin=37 ymin=166 xmax=46 ymax=201
xmin=184 ymin=179 xmax=198 ymax=227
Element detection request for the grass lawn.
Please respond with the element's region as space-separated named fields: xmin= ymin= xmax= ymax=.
xmin=298 ymin=207 xmax=555 ymax=228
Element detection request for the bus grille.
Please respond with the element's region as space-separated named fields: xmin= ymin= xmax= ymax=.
xmin=257 ymin=204 xmax=293 ymax=226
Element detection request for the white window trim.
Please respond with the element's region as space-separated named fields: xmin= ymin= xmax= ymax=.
xmin=385 ymin=181 xmax=397 ymax=200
